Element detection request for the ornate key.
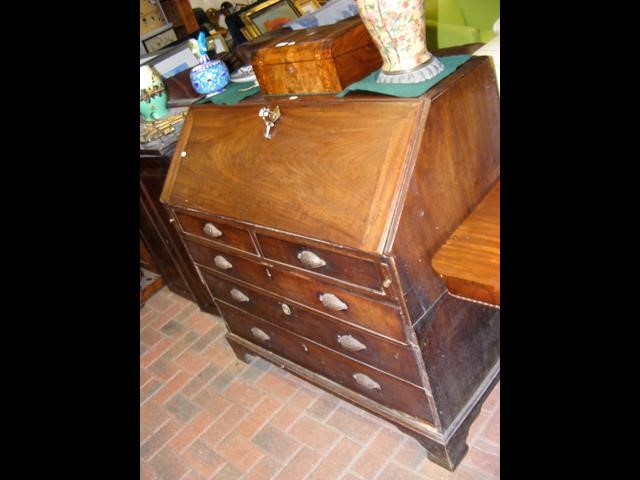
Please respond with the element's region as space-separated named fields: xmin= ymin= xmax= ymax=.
xmin=258 ymin=106 xmax=281 ymax=139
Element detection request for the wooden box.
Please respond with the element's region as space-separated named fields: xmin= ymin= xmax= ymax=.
xmin=161 ymin=57 xmax=500 ymax=470
xmin=251 ymin=18 xmax=382 ymax=95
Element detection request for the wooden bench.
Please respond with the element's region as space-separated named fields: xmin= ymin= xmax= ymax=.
xmin=432 ymin=181 xmax=500 ymax=306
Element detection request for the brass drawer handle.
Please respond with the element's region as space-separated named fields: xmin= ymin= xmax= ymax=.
xmin=250 ymin=327 xmax=270 ymax=342
xmin=297 ymin=250 xmax=326 ymax=269
xmin=281 ymin=303 xmax=292 ymax=316
xmin=300 ymin=342 xmax=309 ymax=353
xmin=353 ymin=373 xmax=381 ymax=391
xmin=319 ymin=293 xmax=348 ymax=311
xmin=214 ymin=255 xmax=233 ymax=270
xmin=337 ymin=334 xmax=367 ymax=352
xmin=203 ymin=223 xmax=223 ymax=238
xmin=230 ymin=288 xmax=249 ymax=303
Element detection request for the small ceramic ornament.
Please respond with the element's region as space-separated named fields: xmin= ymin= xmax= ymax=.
xmin=189 ymin=32 xmax=230 ymax=95
xmin=140 ymin=64 xmax=169 ymax=121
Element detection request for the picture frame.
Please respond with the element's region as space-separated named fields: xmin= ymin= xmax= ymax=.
xmin=241 ymin=0 xmax=302 ymax=39
xmin=293 ymin=0 xmax=321 ymax=15
xmin=207 ymin=32 xmax=229 ymax=54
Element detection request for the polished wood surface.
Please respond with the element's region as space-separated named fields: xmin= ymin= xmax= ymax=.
xmin=432 ymin=182 xmax=500 ymax=305
xmin=162 ymin=100 xmax=424 ymax=254
xmin=252 ymin=18 xmax=382 ymax=94
xmin=162 ymin=56 xmax=500 ymax=471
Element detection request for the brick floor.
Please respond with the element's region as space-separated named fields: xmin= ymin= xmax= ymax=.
xmin=141 ymin=287 xmax=500 ymax=479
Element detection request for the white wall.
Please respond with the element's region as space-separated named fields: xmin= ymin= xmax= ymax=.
xmin=189 ymin=0 xmax=225 ymax=11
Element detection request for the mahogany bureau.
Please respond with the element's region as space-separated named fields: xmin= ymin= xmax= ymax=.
xmin=160 ymin=56 xmax=500 ymax=470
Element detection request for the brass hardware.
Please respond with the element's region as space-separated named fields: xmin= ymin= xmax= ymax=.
xmin=214 ymin=255 xmax=233 ymax=270
xmin=265 ymin=267 xmax=272 ymax=279
xmin=297 ymin=250 xmax=326 ymax=269
xmin=250 ymin=327 xmax=270 ymax=342
xmin=230 ymin=288 xmax=250 ymax=303
xmin=353 ymin=373 xmax=381 ymax=391
xmin=301 ymin=343 xmax=309 ymax=353
xmin=337 ymin=334 xmax=367 ymax=352
xmin=281 ymin=303 xmax=292 ymax=316
xmin=319 ymin=293 xmax=348 ymax=311
xmin=258 ymin=105 xmax=281 ymax=139
xmin=169 ymin=218 xmax=175 ymax=223
xmin=203 ymin=223 xmax=223 ymax=238
xmin=382 ymin=279 xmax=392 ymax=288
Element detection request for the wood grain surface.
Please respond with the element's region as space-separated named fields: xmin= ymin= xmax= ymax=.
xmin=432 ymin=182 xmax=500 ymax=305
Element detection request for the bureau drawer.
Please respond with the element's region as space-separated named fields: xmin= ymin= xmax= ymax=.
xmin=185 ymin=238 xmax=271 ymax=287
xmin=202 ymin=271 xmax=422 ymax=385
xmin=256 ymin=234 xmax=388 ymax=293
xmin=218 ymin=302 xmax=434 ymax=423
xmin=175 ymin=211 xmax=256 ymax=254
xmin=263 ymin=266 xmax=406 ymax=342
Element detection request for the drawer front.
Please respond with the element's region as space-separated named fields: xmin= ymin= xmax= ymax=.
xmin=175 ymin=211 xmax=256 ymax=254
xmin=185 ymin=238 xmax=272 ymax=288
xmin=202 ymin=271 xmax=422 ymax=385
xmin=219 ymin=302 xmax=433 ymax=423
xmin=263 ymin=266 xmax=406 ymax=342
xmin=257 ymin=234 xmax=388 ymax=292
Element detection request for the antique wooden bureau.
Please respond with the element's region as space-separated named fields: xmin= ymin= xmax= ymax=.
xmin=160 ymin=56 xmax=500 ymax=470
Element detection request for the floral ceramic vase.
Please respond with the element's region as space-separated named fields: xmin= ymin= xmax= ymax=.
xmin=356 ymin=0 xmax=444 ymax=83
xmin=140 ymin=65 xmax=169 ymax=121
xmin=189 ymin=32 xmax=230 ymax=96
xmin=190 ymin=59 xmax=230 ymax=95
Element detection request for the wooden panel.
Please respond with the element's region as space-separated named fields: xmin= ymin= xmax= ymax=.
xmin=175 ymin=211 xmax=257 ymax=254
xmin=202 ymin=270 xmax=422 ymax=385
xmin=432 ymin=182 xmax=500 ymax=305
xmin=161 ymin=100 xmax=425 ymax=254
xmin=414 ymin=294 xmax=500 ymax=431
xmin=257 ymin=233 xmax=387 ymax=292
xmin=218 ymin=302 xmax=434 ymax=423
xmin=391 ymin=56 xmax=500 ymax=318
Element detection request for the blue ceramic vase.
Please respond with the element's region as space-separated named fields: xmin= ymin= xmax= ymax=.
xmin=190 ymin=59 xmax=230 ymax=95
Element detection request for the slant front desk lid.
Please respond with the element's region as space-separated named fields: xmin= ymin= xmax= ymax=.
xmin=161 ymin=99 xmax=427 ymax=254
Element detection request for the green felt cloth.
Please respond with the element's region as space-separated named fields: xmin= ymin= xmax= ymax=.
xmin=198 ymin=81 xmax=260 ymax=105
xmin=337 ymin=55 xmax=471 ymax=98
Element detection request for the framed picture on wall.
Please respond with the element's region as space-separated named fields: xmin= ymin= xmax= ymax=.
xmin=293 ymin=0 xmax=321 ymax=15
xmin=241 ymin=0 xmax=301 ymax=39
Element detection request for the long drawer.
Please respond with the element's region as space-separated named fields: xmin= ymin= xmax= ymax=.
xmin=217 ymin=301 xmax=434 ymax=423
xmin=189 ymin=240 xmax=407 ymax=341
xmin=202 ymin=270 xmax=422 ymax=386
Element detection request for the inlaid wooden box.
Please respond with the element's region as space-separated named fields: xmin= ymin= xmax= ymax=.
xmin=251 ymin=17 xmax=382 ymax=95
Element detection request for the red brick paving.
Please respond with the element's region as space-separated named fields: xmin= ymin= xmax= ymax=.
xmin=141 ymin=287 xmax=500 ymax=479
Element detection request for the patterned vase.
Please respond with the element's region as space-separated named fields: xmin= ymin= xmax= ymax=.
xmin=190 ymin=59 xmax=230 ymax=96
xmin=140 ymin=65 xmax=169 ymax=121
xmin=355 ymin=0 xmax=444 ymax=83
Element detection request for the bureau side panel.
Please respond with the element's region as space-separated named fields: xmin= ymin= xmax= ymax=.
xmin=391 ymin=57 xmax=500 ymax=318
xmin=414 ymin=294 xmax=500 ymax=431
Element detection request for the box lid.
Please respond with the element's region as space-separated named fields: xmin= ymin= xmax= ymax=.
xmin=161 ymin=98 xmax=427 ymax=254
xmin=253 ymin=18 xmax=376 ymax=65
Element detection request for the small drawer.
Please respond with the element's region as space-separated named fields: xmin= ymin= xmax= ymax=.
xmin=202 ymin=271 xmax=421 ymax=385
xmin=185 ymin=238 xmax=271 ymax=288
xmin=257 ymin=234 xmax=390 ymax=292
xmin=175 ymin=212 xmax=256 ymax=254
xmin=218 ymin=302 xmax=434 ymax=424
xmin=262 ymin=266 xmax=406 ymax=342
